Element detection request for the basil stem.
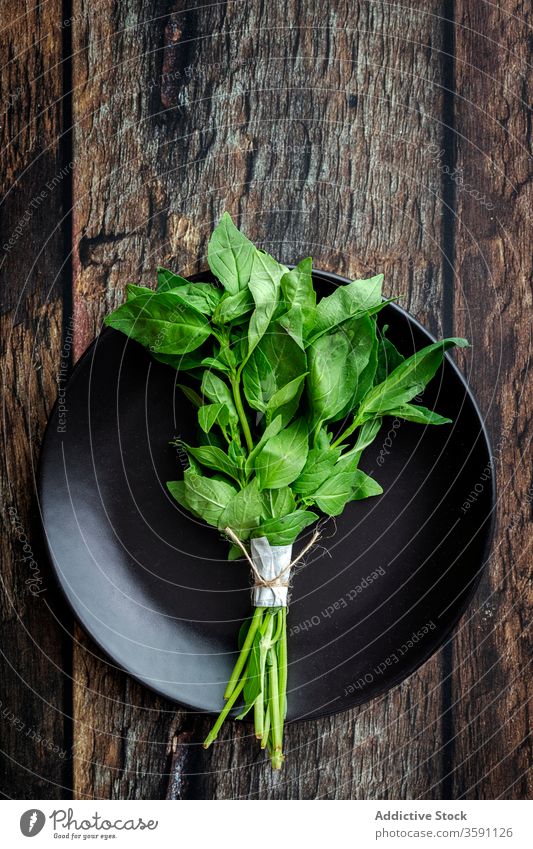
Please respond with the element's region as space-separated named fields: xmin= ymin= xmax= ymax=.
xmin=203 ymin=675 xmax=246 ymax=749
xmin=230 ymin=375 xmax=254 ymax=453
xmin=204 ymin=605 xmax=287 ymax=768
xmin=268 ymin=645 xmax=283 ymax=769
xmin=224 ymin=606 xmax=263 ymax=700
xmin=255 ymin=612 xmax=274 ymax=739
xmin=254 ymin=688 xmax=264 ymax=739
xmin=277 ymin=608 xmax=288 ymax=726
xmin=261 ymin=676 xmax=271 ymax=750
xmin=331 ymin=415 xmax=362 ymax=448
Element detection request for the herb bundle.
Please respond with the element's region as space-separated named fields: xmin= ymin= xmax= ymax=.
xmin=104 ymin=213 xmax=468 ymax=768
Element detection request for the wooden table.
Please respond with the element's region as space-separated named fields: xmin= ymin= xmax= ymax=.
xmin=1 ymin=1 xmax=531 ymax=800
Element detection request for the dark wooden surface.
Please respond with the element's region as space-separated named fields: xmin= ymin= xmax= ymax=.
xmin=1 ymin=1 xmax=531 ymax=800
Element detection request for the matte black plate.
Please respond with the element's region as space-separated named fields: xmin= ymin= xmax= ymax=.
xmin=38 ymin=270 xmax=494 ymax=721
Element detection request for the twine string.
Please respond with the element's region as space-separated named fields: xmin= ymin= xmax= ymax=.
xmin=224 ymin=526 xmax=321 ymax=589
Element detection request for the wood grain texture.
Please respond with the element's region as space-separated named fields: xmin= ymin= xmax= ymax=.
xmin=450 ymin=0 xmax=532 ymax=800
xmin=69 ymin=2 xmax=192 ymax=800
xmin=0 ymin=2 xmax=72 ymax=798
xmin=70 ymin=0 xmax=454 ymax=799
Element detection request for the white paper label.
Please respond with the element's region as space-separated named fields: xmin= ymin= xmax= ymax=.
xmin=250 ymin=537 xmax=293 ymax=607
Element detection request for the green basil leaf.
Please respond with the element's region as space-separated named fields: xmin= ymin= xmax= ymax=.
xmin=200 ymin=356 xmax=231 ymax=374
xmin=331 ymin=317 xmax=378 ymax=422
xmin=207 ymin=212 xmax=256 ymax=294
xmin=308 ymin=469 xmax=382 ymax=515
xmin=279 ymin=258 xmax=316 ymax=341
xmin=183 ymin=444 xmax=241 ymax=483
xmin=234 ymin=700 xmax=256 ymax=720
xmin=104 ymin=291 xmax=210 ymax=354
xmin=281 ymin=258 xmax=315 ymax=309
xmin=242 ymin=323 xmax=307 ymax=421
xmin=278 ymin=304 xmax=305 ymax=349
xmin=359 ymin=338 xmax=469 ymax=418
xmin=170 ymin=470 xmax=237 ymax=527
xmin=198 ymin=403 xmax=228 ymax=434
xmin=306 ymin=298 xmax=397 ymax=344
xmin=306 ymin=328 xmax=355 ymax=424
xmin=241 ymin=349 xmax=268 ymax=413
xmin=152 ymin=345 xmax=210 ymax=372
xmin=307 ymin=314 xmax=375 ymax=425
xmin=350 ymin=469 xmax=384 ymax=500
xmin=218 ymin=344 xmax=237 ymax=371
xmin=173 ymin=282 xmax=221 ymax=315
xmin=306 ymin=471 xmax=355 ymax=516
xmin=201 ymin=372 xmax=237 ymax=419
xmin=228 ymin=439 xmax=246 ymax=468
xmin=333 ymin=452 xmax=359 ymax=475
xmin=254 ymin=417 xmax=309 ymax=490
xmin=230 ymin=327 xmax=249 ymax=365
xmin=126 ymin=283 xmax=153 ymax=300
xmin=213 ymin=288 xmax=254 ymax=324
xmin=375 ymin=326 xmax=405 ymax=384
xmin=244 ymin=415 xmax=284 ymax=475
xmin=129 ymin=278 xmax=213 ymax=328
xmin=247 ymin=250 xmax=288 ymax=355
xmin=334 ymin=419 xmax=383 ymax=473
xmin=219 ymin=479 xmax=262 ymax=539
xmin=228 ymin=543 xmax=243 ymax=561
xmin=265 ymin=373 xmax=307 ymax=424
xmin=260 ymin=487 xmax=296 ymax=520
xmin=292 ymin=446 xmax=341 ymax=495
xmin=315 ymin=426 xmax=333 ymax=451
xmin=253 ymin=510 xmax=319 ymax=546
xmin=177 ymin=384 xmax=203 ymax=408
xmin=157 ymin=267 xmax=190 ymax=292
xmin=385 ymin=404 xmax=452 ymax=425
xmin=354 ymin=417 xmax=383 ymax=451
xmin=166 ymin=480 xmax=197 ymax=515
xmin=155 ymin=268 xmax=222 ymax=313
xmin=309 ymin=274 xmax=383 ymax=340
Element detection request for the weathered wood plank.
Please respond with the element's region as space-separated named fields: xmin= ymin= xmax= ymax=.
xmin=69 ymin=2 xmax=194 ymax=800
xmin=451 ymin=0 xmax=532 ymax=800
xmin=71 ymin=0 xmax=453 ymax=799
xmin=0 ymin=3 xmax=72 ymax=797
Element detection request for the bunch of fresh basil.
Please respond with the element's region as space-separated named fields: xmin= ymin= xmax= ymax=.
xmin=104 ymin=213 xmax=468 ymax=768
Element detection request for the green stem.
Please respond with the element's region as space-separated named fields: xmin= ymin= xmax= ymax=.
xmin=224 ymin=607 xmax=263 ymax=700
xmin=254 ymin=611 xmax=273 ymax=739
xmin=259 ymin=613 xmax=274 ymax=677
xmin=270 ymin=607 xmax=284 ymax=644
xmin=254 ymin=609 xmax=274 ymax=740
xmin=203 ymin=675 xmax=246 ymax=748
xmin=268 ymin=647 xmax=283 ymax=769
xmin=254 ymin=690 xmax=264 ymax=739
xmin=312 ymin=420 xmax=323 ymax=448
xmin=260 ymin=608 xmax=275 ymax=636
xmin=206 ymin=607 xmax=288 ymax=768
xmin=277 ymin=609 xmax=287 ymax=723
xmin=231 ymin=375 xmax=254 ymax=453
xmin=331 ymin=417 xmax=361 ymax=449
xmin=261 ymin=675 xmax=270 ymax=749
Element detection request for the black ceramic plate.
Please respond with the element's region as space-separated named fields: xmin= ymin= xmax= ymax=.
xmin=38 ymin=270 xmax=494 ymax=721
